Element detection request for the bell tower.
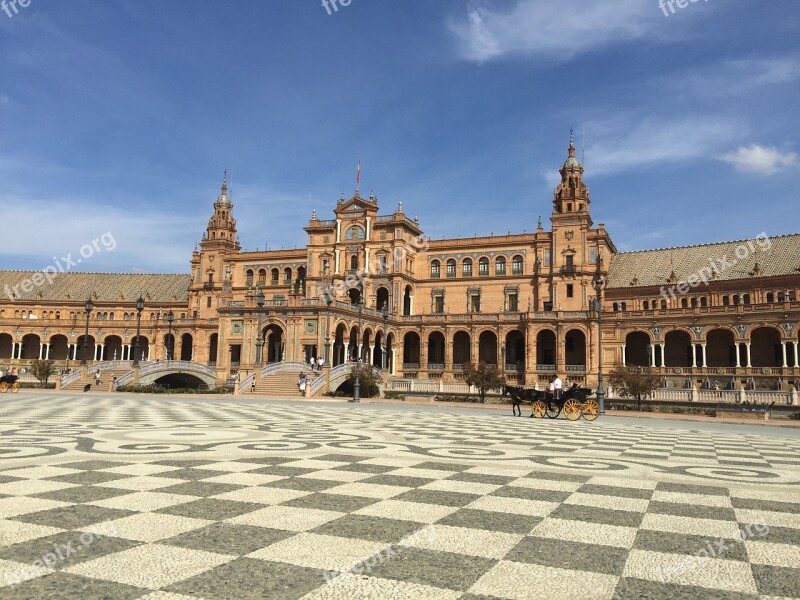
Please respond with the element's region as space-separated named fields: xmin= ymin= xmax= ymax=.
xmin=203 ymin=173 xmax=239 ymax=252
xmin=552 ymin=131 xmax=591 ymax=227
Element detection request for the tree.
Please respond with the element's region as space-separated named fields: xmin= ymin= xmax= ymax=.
xmin=342 ymin=364 xmax=380 ymax=398
xmin=30 ymin=359 xmax=56 ymax=387
xmin=608 ymin=364 xmax=661 ymax=410
xmin=462 ymin=362 xmax=504 ymax=403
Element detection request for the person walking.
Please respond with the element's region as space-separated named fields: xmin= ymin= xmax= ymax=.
xmin=317 ymin=356 xmax=324 ymax=370
xmin=298 ymin=372 xmax=307 ymax=396
xmin=95 ymin=370 xmax=101 ymax=387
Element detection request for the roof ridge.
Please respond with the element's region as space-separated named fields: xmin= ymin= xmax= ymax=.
xmin=616 ymin=232 xmax=800 ymax=256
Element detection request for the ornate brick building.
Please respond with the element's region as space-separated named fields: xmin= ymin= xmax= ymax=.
xmin=1 ymin=138 xmax=798 ymax=392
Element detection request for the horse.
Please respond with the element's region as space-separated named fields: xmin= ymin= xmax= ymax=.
xmin=501 ymin=385 xmax=531 ymax=416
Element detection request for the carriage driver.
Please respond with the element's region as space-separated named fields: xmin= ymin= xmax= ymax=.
xmin=553 ymin=374 xmax=563 ymax=401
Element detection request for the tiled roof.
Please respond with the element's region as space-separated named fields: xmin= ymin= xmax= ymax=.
xmin=0 ymin=271 xmax=191 ymax=303
xmin=607 ymin=233 xmax=800 ymax=289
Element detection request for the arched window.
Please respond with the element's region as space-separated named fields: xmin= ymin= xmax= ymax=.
xmin=478 ymin=257 xmax=489 ymax=276
xmin=700 ymin=297 xmax=708 ymax=307
xmin=496 ymin=256 xmax=506 ymax=275
xmin=271 ymin=268 xmax=279 ymax=284
xmin=245 ymin=270 xmax=254 ymax=287
xmin=733 ymin=294 xmax=740 ymax=305
xmin=430 ymin=260 xmax=440 ymax=278
xmin=446 ymin=259 xmax=456 ymax=278
xmin=284 ymin=267 xmax=292 ymax=283
xmin=660 ymin=300 xmax=667 ymax=309
xmin=743 ymin=294 xmax=750 ymax=305
xmin=766 ymin=292 xmax=774 ymax=303
xmin=258 ymin=269 xmax=266 ymax=285
xmin=462 ymin=258 xmax=473 ymax=277
xmin=350 ymin=255 xmax=358 ymax=271
xmin=512 ymin=255 xmax=524 ymax=275
xmin=681 ymin=298 xmax=688 ymax=308
xmin=345 ymin=226 xmax=365 ymax=240
xmin=620 ymin=302 xmax=627 ymax=311
xmin=722 ymin=295 xmax=730 ymax=306
xmin=643 ymin=300 xmax=649 ymax=310
xmin=612 ymin=302 xmax=619 ymax=312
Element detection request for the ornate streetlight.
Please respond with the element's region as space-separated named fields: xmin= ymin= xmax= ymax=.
xmin=80 ymin=298 xmax=93 ymax=365
xmin=166 ymin=310 xmax=174 ymax=360
xmin=132 ymin=295 xmax=145 ymax=367
xmin=325 ymin=294 xmax=333 ymax=365
xmin=381 ymin=302 xmax=389 ymax=370
xmin=593 ymin=275 xmax=606 ymax=415
xmin=351 ymin=301 xmax=363 ymax=403
xmin=254 ymin=290 xmax=265 ymax=366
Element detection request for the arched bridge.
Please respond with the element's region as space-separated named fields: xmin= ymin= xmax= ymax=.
xmin=114 ymin=361 xmax=218 ymax=389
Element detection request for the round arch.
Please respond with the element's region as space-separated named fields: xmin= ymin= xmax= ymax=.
xmin=750 ymin=326 xmax=782 ymax=368
xmin=624 ymin=331 xmax=651 ymax=367
xmin=452 ymin=331 xmax=471 ymax=366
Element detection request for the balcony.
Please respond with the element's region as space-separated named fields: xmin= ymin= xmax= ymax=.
xmin=560 ymin=265 xmax=577 ymax=276
xmin=536 ymin=364 xmax=556 ymax=371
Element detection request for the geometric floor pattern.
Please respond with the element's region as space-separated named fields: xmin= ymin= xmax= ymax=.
xmin=1 ymin=394 xmax=799 ymax=599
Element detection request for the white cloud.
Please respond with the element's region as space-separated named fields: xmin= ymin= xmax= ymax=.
xmin=579 ymin=116 xmax=744 ymax=175
xmin=449 ymin=0 xmax=660 ymax=62
xmin=718 ymin=145 xmax=798 ymax=175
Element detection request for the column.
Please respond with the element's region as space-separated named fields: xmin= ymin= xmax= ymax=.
xmin=38 ymin=344 xmax=44 ymax=359
xmin=735 ymin=343 xmax=741 ymax=368
xmin=700 ymin=343 xmax=707 ymax=368
xmin=691 ymin=344 xmax=697 ymax=367
xmin=621 ymin=345 xmax=626 ymax=366
xmin=794 ymin=341 xmax=799 ymax=368
xmin=367 ymin=344 xmax=374 ymax=366
xmin=745 ymin=342 xmax=752 ymax=368
xmin=782 ymin=342 xmax=788 ymax=368
xmin=659 ymin=344 xmax=665 ymax=367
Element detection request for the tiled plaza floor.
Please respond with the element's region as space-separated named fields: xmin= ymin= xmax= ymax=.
xmin=0 ymin=393 xmax=799 ymax=599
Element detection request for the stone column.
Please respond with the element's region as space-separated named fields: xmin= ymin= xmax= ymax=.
xmin=782 ymin=342 xmax=788 ymax=368
xmin=793 ymin=341 xmax=799 ymax=368
xmin=621 ymin=345 xmax=627 ymax=366
xmin=691 ymin=344 xmax=697 ymax=368
xmin=700 ymin=343 xmax=707 ymax=368
xmin=745 ymin=342 xmax=752 ymax=368
xmin=735 ymin=343 xmax=741 ymax=368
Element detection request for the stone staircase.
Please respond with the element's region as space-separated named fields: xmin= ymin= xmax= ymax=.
xmin=62 ymin=367 xmax=134 ymax=391
xmin=248 ymin=371 xmax=324 ymax=397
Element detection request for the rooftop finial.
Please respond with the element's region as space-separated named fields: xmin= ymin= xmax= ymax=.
xmin=397 ymin=201 xmax=403 ymax=212
xmin=568 ymin=128 xmax=575 ymax=157
xmin=222 ymin=170 xmax=228 ymax=194
xmin=311 ymin=209 xmax=317 ymax=220
xmin=537 ymin=215 xmax=543 ymax=230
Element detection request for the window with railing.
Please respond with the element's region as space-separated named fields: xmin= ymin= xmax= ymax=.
xmin=446 ymin=259 xmax=456 ymax=278
xmin=496 ymin=256 xmax=506 ymax=275
xmin=508 ymin=293 xmax=518 ymax=312
xmin=512 ymin=255 xmax=524 ymax=275
xmin=245 ymin=270 xmax=254 ymax=287
xmin=462 ymin=258 xmax=473 ymax=277
xmin=430 ymin=260 xmax=440 ymax=278
xmin=469 ymin=293 xmax=481 ymax=313
xmin=258 ymin=269 xmax=266 ymax=286
xmin=478 ymin=257 xmax=489 ymax=276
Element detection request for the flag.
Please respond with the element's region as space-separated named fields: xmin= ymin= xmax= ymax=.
xmin=356 ymin=161 xmax=361 ymax=185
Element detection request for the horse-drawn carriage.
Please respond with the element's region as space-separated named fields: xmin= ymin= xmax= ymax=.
xmin=502 ymin=384 xmax=599 ymax=421
xmin=0 ymin=374 xmax=20 ymax=394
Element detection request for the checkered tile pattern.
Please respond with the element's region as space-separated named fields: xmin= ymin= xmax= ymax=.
xmin=0 ymin=394 xmax=798 ymax=599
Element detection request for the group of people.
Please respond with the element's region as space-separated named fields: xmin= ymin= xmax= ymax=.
xmin=308 ymin=356 xmax=325 ymax=371
xmin=0 ymin=367 xmax=18 ymax=378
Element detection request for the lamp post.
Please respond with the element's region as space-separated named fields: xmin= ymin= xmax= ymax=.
xmin=325 ymin=294 xmax=333 ymax=365
xmin=593 ymin=275 xmax=605 ymax=414
xmin=80 ymin=298 xmax=93 ymax=365
xmin=166 ymin=310 xmax=174 ymax=361
xmin=380 ymin=302 xmax=389 ymax=370
xmin=254 ymin=291 xmax=265 ymax=366
xmin=132 ymin=295 xmax=144 ymax=367
xmin=351 ymin=301 xmax=363 ymax=403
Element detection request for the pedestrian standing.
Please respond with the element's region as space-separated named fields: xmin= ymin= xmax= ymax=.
xmin=553 ymin=374 xmax=563 ymax=401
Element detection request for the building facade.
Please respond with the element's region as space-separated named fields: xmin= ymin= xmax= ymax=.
xmin=1 ymin=138 xmax=799 ymax=390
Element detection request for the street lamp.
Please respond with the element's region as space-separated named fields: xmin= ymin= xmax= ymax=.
xmin=132 ymin=295 xmax=144 ymax=367
xmin=325 ymin=294 xmax=333 ymax=365
xmin=593 ymin=275 xmax=605 ymax=414
xmin=254 ymin=290 xmax=265 ymax=366
xmin=166 ymin=310 xmax=174 ymax=361
xmin=80 ymin=298 xmax=93 ymax=365
xmin=351 ymin=301 xmax=363 ymax=403
xmin=380 ymin=302 xmax=389 ymax=370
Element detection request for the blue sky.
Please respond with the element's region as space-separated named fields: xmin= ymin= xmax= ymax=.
xmin=0 ymin=0 xmax=798 ymax=274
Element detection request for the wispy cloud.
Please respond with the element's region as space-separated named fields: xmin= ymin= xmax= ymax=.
xmin=449 ymin=0 xmax=661 ymax=62
xmin=718 ymin=144 xmax=798 ymax=175
xmin=581 ymin=116 xmax=744 ymax=175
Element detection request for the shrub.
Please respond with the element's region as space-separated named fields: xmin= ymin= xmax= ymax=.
xmin=384 ymin=391 xmax=405 ymax=400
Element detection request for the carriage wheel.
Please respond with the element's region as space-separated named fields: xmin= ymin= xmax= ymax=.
xmin=581 ymin=399 xmax=599 ymax=421
xmin=545 ymin=403 xmax=561 ymax=419
xmin=11 ymin=383 xmax=20 ymax=393
xmin=564 ymin=399 xmax=581 ymax=421
xmin=531 ymin=401 xmax=546 ymax=419
xmin=0 ymin=382 xmax=8 ymax=393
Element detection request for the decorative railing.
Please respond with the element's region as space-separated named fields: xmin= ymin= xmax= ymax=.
xmin=427 ymin=363 xmax=445 ymax=370
xmin=403 ymin=363 xmax=420 ymax=370
xmin=536 ymin=364 xmax=556 ymax=371
xmin=115 ymin=360 xmax=217 ymax=388
xmin=565 ymin=364 xmax=586 ymax=372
